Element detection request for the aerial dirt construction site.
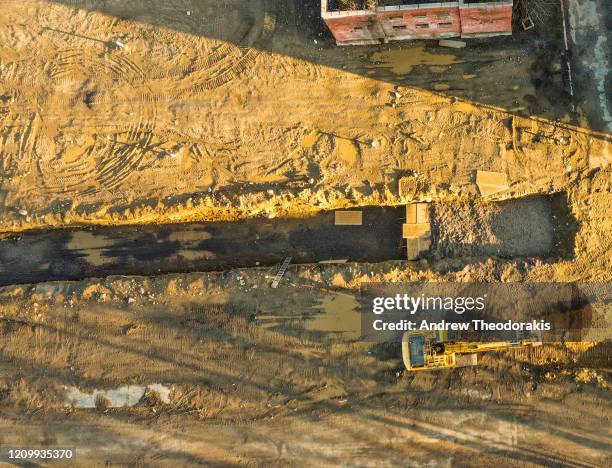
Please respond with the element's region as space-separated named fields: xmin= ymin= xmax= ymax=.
xmin=0 ymin=0 xmax=610 ymax=466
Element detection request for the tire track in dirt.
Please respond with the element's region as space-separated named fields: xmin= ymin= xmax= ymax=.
xmin=35 ymin=49 xmax=158 ymax=196
xmin=65 ymin=1 xmax=276 ymax=96
xmin=150 ymin=0 xmax=276 ymax=96
xmin=1 ymin=1 xmax=277 ymax=201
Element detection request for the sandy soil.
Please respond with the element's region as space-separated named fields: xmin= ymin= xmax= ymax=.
xmin=0 ymin=0 xmax=609 ymax=234
xmin=431 ymin=197 xmax=555 ymax=259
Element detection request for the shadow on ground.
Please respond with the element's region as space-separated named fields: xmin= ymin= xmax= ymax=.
xmin=41 ymin=0 xmax=581 ymax=126
xmin=1 ymin=291 xmax=609 ymax=465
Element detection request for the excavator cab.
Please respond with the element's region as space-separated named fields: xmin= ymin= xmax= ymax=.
xmin=402 ymin=330 xmax=462 ymax=371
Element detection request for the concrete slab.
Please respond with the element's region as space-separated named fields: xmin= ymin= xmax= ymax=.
xmin=455 ymin=353 xmax=478 ymax=367
xmin=416 ymin=203 xmax=430 ymax=224
xmin=406 ymin=202 xmax=430 ymax=224
xmin=63 ymin=384 xmax=172 ymax=408
xmin=406 ymin=203 xmax=417 ymax=223
xmin=64 ymin=385 xmax=146 ymax=408
xmin=407 ymin=237 xmax=431 ymax=260
xmin=566 ymin=0 xmax=611 ymax=133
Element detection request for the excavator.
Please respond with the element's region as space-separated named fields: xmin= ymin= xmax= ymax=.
xmin=401 ymin=330 xmax=542 ymax=371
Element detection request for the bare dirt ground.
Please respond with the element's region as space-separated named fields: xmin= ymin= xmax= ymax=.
xmin=431 ymin=196 xmax=557 ymax=259
xmin=0 ymin=267 xmax=610 ymax=466
xmin=0 ymin=0 xmax=609 ymax=233
xmin=0 ymin=0 xmax=611 ymax=466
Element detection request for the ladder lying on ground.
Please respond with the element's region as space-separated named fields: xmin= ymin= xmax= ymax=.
xmin=271 ymin=257 xmax=292 ymax=288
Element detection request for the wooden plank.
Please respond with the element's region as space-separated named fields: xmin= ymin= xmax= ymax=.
xmin=335 ymin=210 xmax=363 ymax=225
xmin=416 ymin=203 xmax=430 ymax=224
xmin=407 ymin=239 xmax=420 ymax=260
xmin=406 ymin=203 xmax=417 ymax=224
xmin=403 ymin=223 xmax=431 ymax=239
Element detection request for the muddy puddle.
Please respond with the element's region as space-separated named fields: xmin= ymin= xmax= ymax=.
xmin=306 ymin=292 xmax=361 ymax=339
xmin=370 ymin=46 xmax=462 ymax=76
xmin=0 ymin=206 xmax=405 ymax=285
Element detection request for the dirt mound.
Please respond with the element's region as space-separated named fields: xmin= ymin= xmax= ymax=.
xmin=432 ymin=197 xmax=555 ymax=259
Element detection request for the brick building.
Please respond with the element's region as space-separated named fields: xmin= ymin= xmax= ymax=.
xmin=322 ymin=0 xmax=514 ymax=45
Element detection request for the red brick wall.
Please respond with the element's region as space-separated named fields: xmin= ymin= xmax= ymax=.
xmin=377 ymin=8 xmax=461 ymax=39
xmin=322 ymin=2 xmax=513 ymax=44
xmin=323 ymin=13 xmax=380 ymax=43
xmin=459 ymin=5 xmax=513 ymax=36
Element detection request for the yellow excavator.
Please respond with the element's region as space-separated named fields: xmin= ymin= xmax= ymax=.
xmin=401 ymin=330 xmax=542 ymax=371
